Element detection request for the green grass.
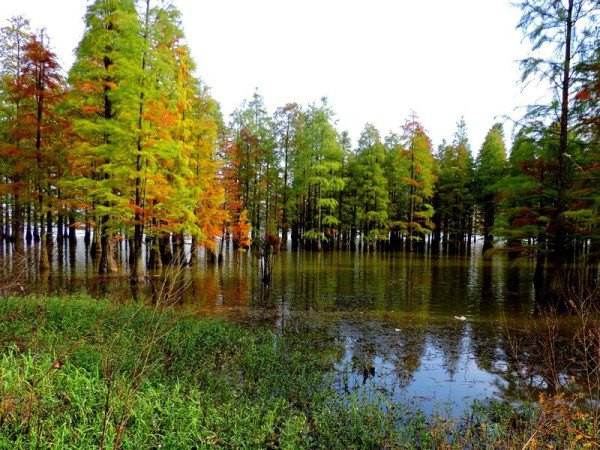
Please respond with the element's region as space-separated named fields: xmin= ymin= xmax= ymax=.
xmin=0 ymin=295 xmax=595 ymax=448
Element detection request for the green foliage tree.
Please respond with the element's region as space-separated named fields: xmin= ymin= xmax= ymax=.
xmin=347 ymin=124 xmax=388 ymax=250
xmin=384 ymin=131 xmax=410 ymax=249
xmin=398 ymin=116 xmax=436 ymax=251
xmin=475 ymin=123 xmax=507 ymax=252
xmin=273 ymin=103 xmax=303 ymax=249
xmin=231 ymin=90 xmax=276 ymax=239
xmin=296 ymin=99 xmax=345 ymax=250
xmin=517 ymin=0 xmax=598 ymax=286
xmin=434 ymin=119 xmax=473 ymax=252
xmin=67 ymin=0 xmax=144 ymax=273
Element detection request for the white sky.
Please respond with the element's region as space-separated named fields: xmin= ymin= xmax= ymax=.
xmin=1 ymin=0 xmax=545 ymax=153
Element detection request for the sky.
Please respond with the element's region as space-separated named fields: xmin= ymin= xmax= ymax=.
xmin=1 ymin=0 xmax=544 ymax=153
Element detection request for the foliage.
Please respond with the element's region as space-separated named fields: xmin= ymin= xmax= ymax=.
xmin=475 ymin=124 xmax=507 ymax=251
xmin=0 ymin=0 xmax=597 ymax=291
xmin=0 ymin=295 xmax=596 ymax=448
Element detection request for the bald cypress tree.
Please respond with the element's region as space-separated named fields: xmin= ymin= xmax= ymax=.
xmin=517 ymin=0 xmax=598 ymax=288
xmin=0 ymin=16 xmax=31 ymax=252
xmin=18 ymin=32 xmax=66 ymax=268
xmin=68 ymin=0 xmax=144 ymax=274
xmin=436 ymin=119 xmax=474 ymax=253
xmin=348 ymin=124 xmax=389 ymax=250
xmin=475 ymin=124 xmax=507 ymax=252
xmin=298 ymin=99 xmax=345 ymax=250
xmin=399 ymin=117 xmax=436 ymax=251
xmin=273 ymin=103 xmax=303 ymax=250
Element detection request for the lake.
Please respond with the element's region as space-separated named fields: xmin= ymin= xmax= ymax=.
xmin=2 ymin=237 xmax=573 ymax=417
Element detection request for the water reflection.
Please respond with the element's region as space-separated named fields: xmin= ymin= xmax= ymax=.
xmin=332 ymin=319 xmax=505 ymax=416
xmin=1 ymin=236 xmax=575 ymax=417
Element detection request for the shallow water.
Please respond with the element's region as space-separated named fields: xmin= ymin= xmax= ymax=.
xmin=2 ymin=236 xmax=573 ymax=417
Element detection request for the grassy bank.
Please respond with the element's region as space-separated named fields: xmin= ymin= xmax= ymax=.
xmin=0 ymin=296 xmax=595 ymax=448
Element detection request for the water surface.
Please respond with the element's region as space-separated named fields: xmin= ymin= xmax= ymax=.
xmin=3 ymin=237 xmax=565 ymax=417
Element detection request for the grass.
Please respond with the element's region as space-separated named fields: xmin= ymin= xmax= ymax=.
xmin=0 ymin=295 xmax=596 ymax=448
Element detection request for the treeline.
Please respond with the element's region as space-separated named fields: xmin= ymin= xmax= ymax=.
xmin=226 ymin=98 xmax=489 ymax=254
xmin=224 ymin=92 xmax=597 ymax=263
xmin=0 ymin=0 xmax=598 ymax=286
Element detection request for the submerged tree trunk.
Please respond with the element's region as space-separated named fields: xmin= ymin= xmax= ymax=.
xmin=189 ymin=235 xmax=198 ymax=266
xmin=12 ymin=195 xmax=23 ymax=254
xmin=148 ymin=239 xmax=162 ymax=271
xmin=99 ymin=216 xmax=118 ymax=275
xmin=482 ymin=198 xmax=495 ymax=253
xmin=172 ymin=233 xmax=186 ymax=264
xmin=68 ymin=214 xmax=76 ymax=244
xmin=131 ymin=238 xmax=144 ymax=283
xmin=130 ymin=0 xmax=150 ymax=284
xmin=548 ymin=0 xmax=574 ymax=296
xmin=39 ymin=232 xmax=50 ymax=272
xmin=160 ymin=233 xmax=173 ymax=265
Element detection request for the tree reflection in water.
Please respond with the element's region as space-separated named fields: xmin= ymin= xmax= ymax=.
xmin=2 ymin=236 xmax=595 ymax=418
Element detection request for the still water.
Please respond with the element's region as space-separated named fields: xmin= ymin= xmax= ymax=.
xmin=3 ymin=237 xmax=562 ymax=417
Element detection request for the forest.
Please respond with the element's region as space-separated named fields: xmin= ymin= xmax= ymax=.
xmin=0 ymin=0 xmax=598 ymax=293
xmin=0 ymin=0 xmax=599 ymax=447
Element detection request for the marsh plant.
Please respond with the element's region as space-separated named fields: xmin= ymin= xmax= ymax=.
xmin=502 ymin=275 xmax=600 ymax=443
xmin=0 ymin=292 xmax=598 ymax=448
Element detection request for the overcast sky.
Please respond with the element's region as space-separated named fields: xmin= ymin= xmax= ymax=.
xmin=1 ymin=0 xmax=544 ymax=153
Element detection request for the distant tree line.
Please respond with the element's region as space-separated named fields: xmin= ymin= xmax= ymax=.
xmin=0 ymin=0 xmax=597 ymax=291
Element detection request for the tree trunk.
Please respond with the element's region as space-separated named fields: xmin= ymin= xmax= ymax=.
xmin=482 ymin=198 xmax=495 ymax=253
xmin=160 ymin=233 xmax=172 ymax=265
xmin=99 ymin=216 xmax=118 ymax=275
xmin=12 ymin=195 xmax=23 ymax=254
xmin=549 ymin=0 xmax=573 ymax=290
xmin=39 ymin=232 xmax=50 ymax=272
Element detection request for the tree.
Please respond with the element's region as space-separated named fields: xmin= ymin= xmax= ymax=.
xmin=517 ymin=0 xmax=598 ymax=282
xmin=496 ymin=128 xmax=554 ymax=284
xmin=273 ymin=103 xmax=302 ymax=249
xmin=347 ymin=124 xmax=388 ymax=250
xmin=398 ymin=116 xmax=436 ymax=251
xmin=475 ymin=123 xmax=507 ymax=252
xmin=230 ymin=90 xmax=275 ymax=239
xmin=336 ymin=130 xmax=353 ymax=249
xmin=436 ymin=118 xmax=474 ymax=253
xmin=219 ymin=136 xmax=251 ymax=253
xmin=186 ymin=83 xmax=227 ymax=263
xmin=296 ymin=99 xmax=345 ymax=250
xmin=384 ymin=131 xmax=410 ymax=249
xmin=17 ymin=31 xmax=66 ymax=267
xmin=67 ymin=0 xmax=144 ymax=273
xmin=0 ymin=16 xmax=31 ymax=252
